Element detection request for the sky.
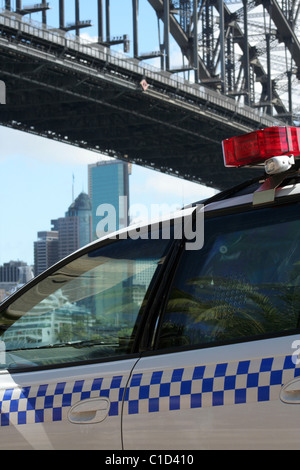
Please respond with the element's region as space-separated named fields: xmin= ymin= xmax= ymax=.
xmin=0 ymin=1 xmax=217 ymax=266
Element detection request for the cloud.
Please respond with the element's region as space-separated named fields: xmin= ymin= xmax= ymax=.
xmin=0 ymin=126 xmax=102 ymax=167
xmin=135 ymin=170 xmax=217 ymax=204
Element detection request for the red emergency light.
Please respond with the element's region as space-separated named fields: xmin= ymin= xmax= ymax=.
xmin=222 ymin=126 xmax=300 ymax=168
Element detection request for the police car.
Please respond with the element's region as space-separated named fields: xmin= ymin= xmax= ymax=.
xmin=0 ymin=126 xmax=300 ymax=450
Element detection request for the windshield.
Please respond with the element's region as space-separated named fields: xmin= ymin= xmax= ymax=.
xmin=0 ymin=235 xmax=170 ymax=370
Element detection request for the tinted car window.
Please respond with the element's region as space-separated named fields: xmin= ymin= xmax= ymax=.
xmin=156 ymin=204 xmax=300 ymax=350
xmin=0 ymin=235 xmax=170 ymax=370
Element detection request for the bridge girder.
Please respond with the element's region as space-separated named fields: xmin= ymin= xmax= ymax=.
xmin=146 ymin=0 xmax=300 ymax=121
xmin=0 ymin=1 xmax=298 ymax=190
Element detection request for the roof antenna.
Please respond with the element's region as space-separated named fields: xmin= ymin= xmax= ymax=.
xmin=72 ymin=173 xmax=75 ymax=202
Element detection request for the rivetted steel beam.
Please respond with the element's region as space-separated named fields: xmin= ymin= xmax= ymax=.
xmin=214 ymin=0 xmax=287 ymax=115
xmin=106 ymin=0 xmax=110 ymax=43
xmin=147 ymin=0 xmax=211 ymax=80
xmin=258 ymin=0 xmax=300 ymax=74
xmin=193 ymin=0 xmax=199 ymax=82
xmin=98 ymin=0 xmax=103 ymax=43
xmin=147 ymin=0 xmax=287 ymax=117
xmin=243 ymin=0 xmax=250 ymax=105
xmin=42 ymin=0 xmax=47 ymax=24
xmin=59 ymin=0 xmax=65 ymax=29
xmin=164 ymin=0 xmax=170 ymax=70
xmin=133 ymin=0 xmax=139 ymax=58
xmin=219 ymin=0 xmax=226 ymax=92
xmin=75 ymin=0 xmax=80 ymax=37
xmin=16 ymin=0 xmax=21 ymax=14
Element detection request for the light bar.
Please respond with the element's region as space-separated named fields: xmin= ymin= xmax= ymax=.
xmin=222 ymin=126 xmax=300 ymax=168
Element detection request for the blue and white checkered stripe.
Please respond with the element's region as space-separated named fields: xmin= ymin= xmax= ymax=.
xmin=124 ymin=354 xmax=300 ymax=415
xmin=1 ymin=354 xmax=299 ymax=426
xmin=0 ymin=375 xmax=128 ymax=427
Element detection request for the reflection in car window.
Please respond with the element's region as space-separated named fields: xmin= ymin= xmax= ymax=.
xmin=156 ymin=205 xmax=300 ymax=350
xmin=0 ymin=235 xmax=170 ymax=370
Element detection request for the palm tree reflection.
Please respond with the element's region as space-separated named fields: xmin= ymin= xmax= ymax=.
xmin=158 ymin=267 xmax=300 ymax=349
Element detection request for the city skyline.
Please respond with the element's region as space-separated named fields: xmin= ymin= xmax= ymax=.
xmin=0 ymin=126 xmax=216 ymax=267
xmin=0 ymin=2 xmax=218 ymax=267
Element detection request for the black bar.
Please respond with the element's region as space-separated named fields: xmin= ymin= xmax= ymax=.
xmin=106 ymin=0 xmax=110 ymax=43
xmin=133 ymin=0 xmax=139 ymax=58
xmin=59 ymin=0 xmax=65 ymax=29
xmin=75 ymin=0 xmax=80 ymax=36
xmin=164 ymin=0 xmax=170 ymax=70
xmin=287 ymin=70 xmax=293 ymax=122
xmin=42 ymin=0 xmax=47 ymax=24
xmin=193 ymin=0 xmax=199 ymax=83
xmin=98 ymin=0 xmax=103 ymax=42
xmin=243 ymin=0 xmax=250 ymax=105
xmin=266 ymin=32 xmax=273 ymax=116
xmin=16 ymin=0 xmax=21 ymax=14
xmin=219 ymin=0 xmax=225 ymax=92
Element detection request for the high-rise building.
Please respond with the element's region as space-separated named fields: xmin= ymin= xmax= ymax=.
xmin=0 ymin=260 xmax=28 ymax=283
xmin=51 ymin=192 xmax=92 ymax=260
xmin=88 ymin=160 xmax=130 ymax=240
xmin=0 ymin=260 xmax=34 ymax=284
xmin=34 ymin=231 xmax=59 ymax=277
xmin=66 ymin=192 xmax=92 ymax=249
xmin=34 ymin=193 xmax=92 ymax=277
xmin=0 ymin=260 xmax=34 ymax=301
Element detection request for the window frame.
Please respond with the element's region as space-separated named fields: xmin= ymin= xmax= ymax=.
xmin=147 ymin=198 xmax=300 ymax=356
xmin=0 ymin=226 xmax=175 ymax=372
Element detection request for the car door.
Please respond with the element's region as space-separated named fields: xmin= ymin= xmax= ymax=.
xmin=122 ymin=200 xmax=300 ymax=450
xmin=0 ymin=229 xmax=171 ymax=450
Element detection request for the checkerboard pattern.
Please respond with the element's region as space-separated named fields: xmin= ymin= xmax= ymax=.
xmin=123 ymin=354 xmax=300 ymax=416
xmin=0 ymin=354 xmax=299 ymax=426
xmin=0 ymin=374 xmax=128 ymax=427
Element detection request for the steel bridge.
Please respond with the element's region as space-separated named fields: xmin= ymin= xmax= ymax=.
xmin=0 ymin=1 xmax=300 ymax=189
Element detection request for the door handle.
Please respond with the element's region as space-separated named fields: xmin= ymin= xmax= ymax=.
xmin=280 ymin=379 xmax=300 ymax=404
xmin=68 ymin=398 xmax=110 ymax=424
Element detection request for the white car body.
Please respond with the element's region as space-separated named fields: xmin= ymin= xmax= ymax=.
xmin=0 ymin=179 xmax=300 ymax=450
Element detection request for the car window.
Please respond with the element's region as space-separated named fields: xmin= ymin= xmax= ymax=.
xmin=155 ymin=204 xmax=300 ymax=350
xmin=0 ymin=235 xmax=170 ymax=371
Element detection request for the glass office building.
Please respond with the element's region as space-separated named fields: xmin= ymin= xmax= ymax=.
xmin=88 ymin=160 xmax=130 ymax=240
xmin=51 ymin=192 xmax=92 ymax=260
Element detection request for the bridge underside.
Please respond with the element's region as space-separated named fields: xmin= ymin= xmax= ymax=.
xmin=0 ymin=51 xmax=270 ymax=191
xmin=0 ymin=67 xmax=263 ymax=191
xmin=0 ymin=10 xmax=281 ymax=190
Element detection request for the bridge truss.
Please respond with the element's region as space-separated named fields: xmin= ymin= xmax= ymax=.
xmin=3 ymin=0 xmax=299 ymax=120
xmin=144 ymin=0 xmax=300 ymax=122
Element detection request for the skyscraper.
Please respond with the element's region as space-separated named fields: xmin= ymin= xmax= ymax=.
xmin=52 ymin=192 xmax=92 ymax=260
xmin=67 ymin=192 xmax=92 ymax=249
xmin=34 ymin=193 xmax=92 ymax=276
xmin=88 ymin=160 xmax=130 ymax=240
xmin=34 ymin=231 xmax=59 ymax=277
